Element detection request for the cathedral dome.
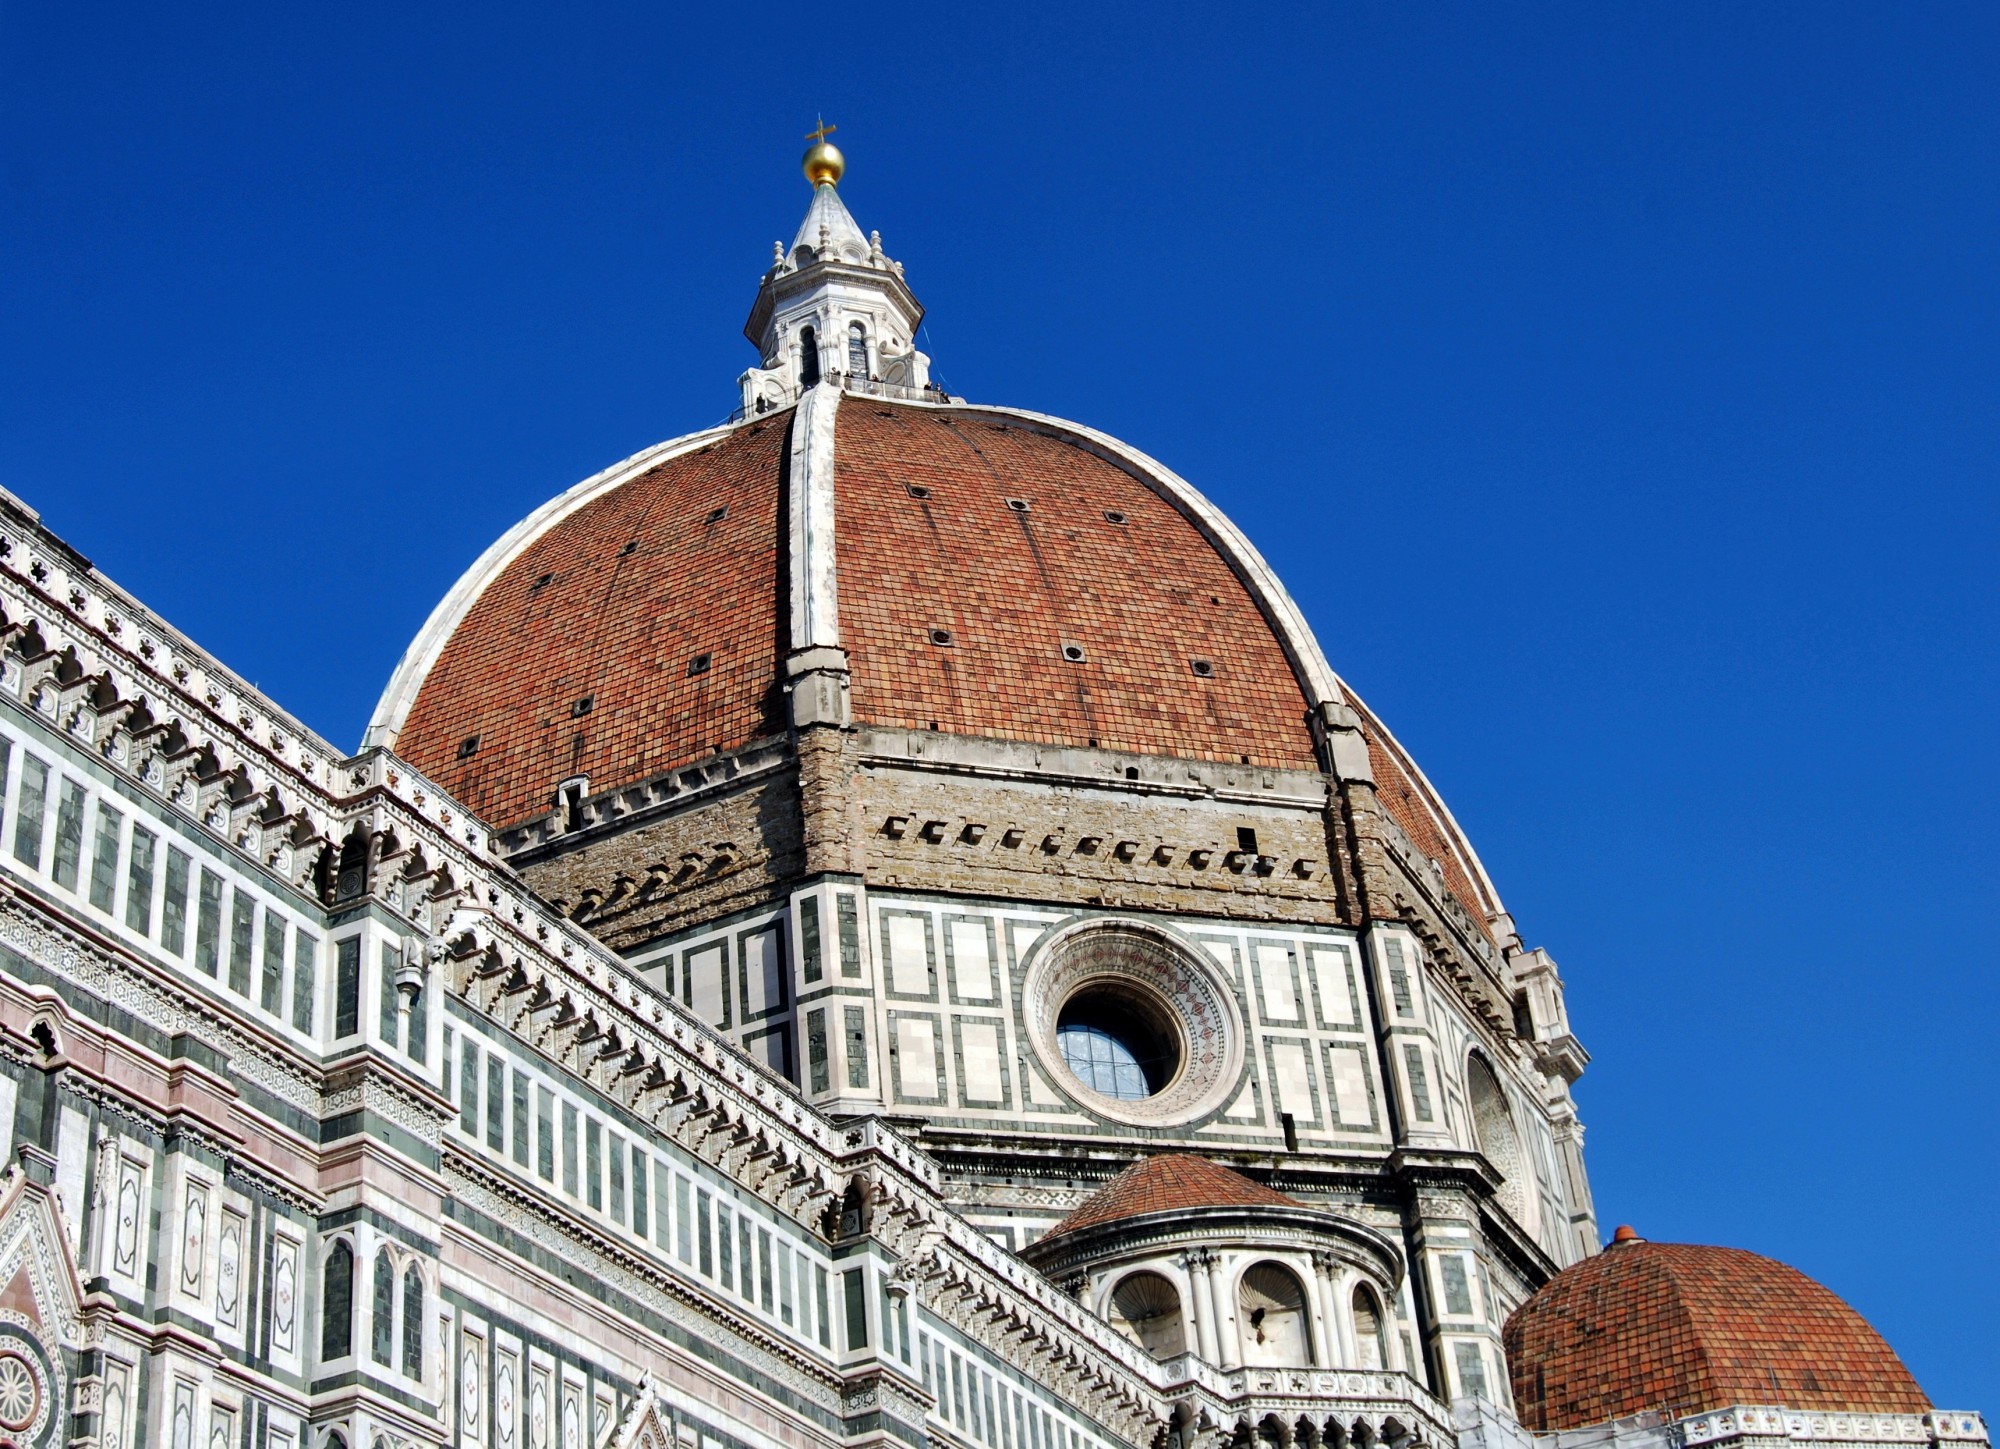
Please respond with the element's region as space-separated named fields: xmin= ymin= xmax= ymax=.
xmin=366 ymin=398 xmax=1501 ymax=926
xmin=362 ymin=161 xmax=1506 ymax=944
xmin=1503 ymin=1232 xmax=1929 ymax=1429
xmin=371 ymin=401 xmax=1319 ymax=819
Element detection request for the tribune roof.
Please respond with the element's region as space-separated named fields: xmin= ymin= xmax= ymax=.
xmin=1040 ymin=1155 xmax=1299 ymax=1241
xmin=1504 ymin=1235 xmax=1929 ymax=1429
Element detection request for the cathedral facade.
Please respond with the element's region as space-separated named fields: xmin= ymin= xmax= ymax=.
xmin=0 ymin=138 xmax=1976 ymax=1449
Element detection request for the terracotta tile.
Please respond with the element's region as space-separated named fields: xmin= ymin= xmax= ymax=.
xmin=833 ymin=406 xmax=1321 ymax=771
xmin=396 ymin=422 xmax=789 ymax=828
xmin=1042 ymin=1155 xmax=1295 ymax=1239
xmin=1504 ymin=1241 xmax=1929 ymax=1428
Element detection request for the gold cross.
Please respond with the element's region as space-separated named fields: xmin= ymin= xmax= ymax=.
xmin=805 ymin=117 xmax=837 ymax=144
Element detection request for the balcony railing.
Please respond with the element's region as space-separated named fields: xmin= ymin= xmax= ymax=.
xmin=730 ymin=371 xmax=956 ymax=422
xmin=1151 ymin=1356 xmax=1457 ymax=1449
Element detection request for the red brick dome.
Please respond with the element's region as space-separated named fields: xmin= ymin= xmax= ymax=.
xmin=1504 ymin=1236 xmax=1929 ymax=1429
xmin=365 ymin=396 xmax=1503 ymax=932
xmin=376 ymin=417 xmax=791 ymax=831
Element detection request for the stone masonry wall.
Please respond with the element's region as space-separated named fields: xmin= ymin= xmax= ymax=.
xmin=515 ymin=768 xmax=805 ymax=952
xmin=854 ymin=762 xmax=1351 ymax=926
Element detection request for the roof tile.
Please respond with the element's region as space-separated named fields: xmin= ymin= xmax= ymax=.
xmin=1041 ymin=1155 xmax=1297 ymax=1240
xmin=1504 ymin=1239 xmax=1929 ymax=1428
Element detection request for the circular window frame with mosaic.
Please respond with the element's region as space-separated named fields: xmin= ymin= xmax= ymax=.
xmin=1022 ymin=918 xmax=1245 ymax=1127
xmin=0 ymin=1317 xmax=58 ymax=1448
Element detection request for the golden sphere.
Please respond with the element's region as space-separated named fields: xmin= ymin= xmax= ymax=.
xmin=802 ymin=140 xmax=845 ymax=187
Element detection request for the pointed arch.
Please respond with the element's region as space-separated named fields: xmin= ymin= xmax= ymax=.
xmin=370 ymin=1248 xmax=395 ymax=1365
xmin=401 ymin=1262 xmax=425 ymax=1377
xmin=1468 ymin=1053 xmax=1534 ymax=1230
xmin=320 ymin=1238 xmax=354 ymax=1361
xmin=333 ymin=827 xmax=370 ymax=903
xmin=799 ymin=326 xmax=821 ymax=387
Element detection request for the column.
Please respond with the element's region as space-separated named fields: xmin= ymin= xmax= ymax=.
xmin=1203 ymin=1252 xmax=1238 ymax=1370
xmin=1178 ymin=1250 xmax=1217 ymax=1364
xmin=1309 ymin=1251 xmax=1349 ymax=1369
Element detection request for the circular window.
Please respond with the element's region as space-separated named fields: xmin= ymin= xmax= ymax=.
xmin=0 ymin=1326 xmax=56 ymax=1445
xmin=1057 ymin=987 xmax=1179 ymax=1099
xmin=0 ymin=1348 xmax=39 ymax=1431
xmin=1023 ymin=920 xmax=1244 ymax=1126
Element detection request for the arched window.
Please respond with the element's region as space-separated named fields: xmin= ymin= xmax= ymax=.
xmin=1351 ymin=1285 xmax=1389 ymax=1370
xmin=848 ymin=323 xmax=868 ymax=378
xmin=798 ymin=327 xmax=820 ymax=387
xmin=102 ymin=1378 xmax=125 ymax=1449
xmin=401 ymin=1264 xmax=425 ymax=1377
xmin=1107 ymin=1271 xmax=1186 ymax=1359
xmin=333 ymin=827 xmax=370 ymax=902
xmin=320 ymin=1240 xmax=354 ymax=1361
xmin=1468 ymin=1055 xmax=1533 ymax=1228
xmin=371 ymin=1249 xmax=395 ymax=1365
xmin=1238 ymin=1263 xmax=1313 ymax=1366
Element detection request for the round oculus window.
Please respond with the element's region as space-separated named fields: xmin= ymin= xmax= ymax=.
xmin=1024 ymin=920 xmax=1244 ymax=1126
xmin=1057 ymin=987 xmax=1180 ymax=1100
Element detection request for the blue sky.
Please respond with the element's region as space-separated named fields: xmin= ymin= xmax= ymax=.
xmin=4 ymin=0 xmax=1995 ymax=1407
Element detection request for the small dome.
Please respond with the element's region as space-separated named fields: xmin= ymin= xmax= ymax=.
xmin=1041 ymin=1155 xmax=1297 ymax=1241
xmin=1504 ymin=1237 xmax=1929 ymax=1429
